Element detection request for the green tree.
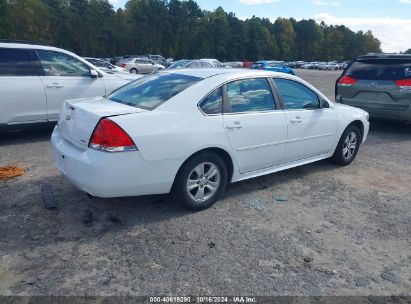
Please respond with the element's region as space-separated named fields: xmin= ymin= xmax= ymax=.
xmin=294 ymin=19 xmax=321 ymax=61
xmin=273 ymin=18 xmax=296 ymax=61
xmin=0 ymin=0 xmax=384 ymax=61
xmin=5 ymin=0 xmax=51 ymax=42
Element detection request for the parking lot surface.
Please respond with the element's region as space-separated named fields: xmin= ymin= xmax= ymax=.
xmin=0 ymin=70 xmax=410 ymax=296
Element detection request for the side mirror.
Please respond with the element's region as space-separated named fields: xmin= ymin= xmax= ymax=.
xmin=90 ymin=69 xmax=99 ymax=78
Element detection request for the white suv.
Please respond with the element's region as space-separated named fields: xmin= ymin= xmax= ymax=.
xmin=0 ymin=41 xmax=140 ymax=129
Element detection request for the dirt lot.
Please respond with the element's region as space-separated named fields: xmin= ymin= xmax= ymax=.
xmin=0 ymin=69 xmax=410 ymax=297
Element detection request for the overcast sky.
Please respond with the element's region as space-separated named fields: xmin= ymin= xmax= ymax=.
xmin=109 ymin=0 xmax=411 ymax=53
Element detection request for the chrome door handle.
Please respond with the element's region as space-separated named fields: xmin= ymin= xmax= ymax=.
xmin=226 ymin=121 xmax=243 ymax=130
xmin=46 ymin=83 xmax=64 ymax=89
xmin=290 ymin=117 xmax=303 ymax=124
xmin=226 ymin=125 xmax=243 ymax=130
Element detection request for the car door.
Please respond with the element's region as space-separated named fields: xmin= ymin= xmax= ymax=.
xmin=223 ymin=78 xmax=288 ymax=173
xmin=273 ymin=78 xmax=338 ymax=163
xmin=0 ymin=48 xmax=47 ymax=125
xmin=36 ymin=50 xmax=106 ymax=122
xmin=135 ymin=59 xmax=152 ymax=74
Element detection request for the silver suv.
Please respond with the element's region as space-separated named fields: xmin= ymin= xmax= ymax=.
xmin=336 ymin=53 xmax=411 ymax=122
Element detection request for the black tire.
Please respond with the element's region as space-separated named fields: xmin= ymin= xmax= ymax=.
xmin=130 ymin=68 xmax=138 ymax=74
xmin=331 ymin=124 xmax=362 ymax=166
xmin=172 ymin=152 xmax=228 ymax=211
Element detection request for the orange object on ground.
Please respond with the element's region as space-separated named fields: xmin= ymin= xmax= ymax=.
xmin=0 ymin=165 xmax=26 ymax=180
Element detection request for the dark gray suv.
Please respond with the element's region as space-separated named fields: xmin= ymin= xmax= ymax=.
xmin=336 ymin=53 xmax=411 ymax=122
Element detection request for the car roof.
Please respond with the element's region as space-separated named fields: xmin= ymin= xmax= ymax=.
xmin=357 ymin=53 xmax=411 ymax=61
xmin=0 ymin=41 xmax=71 ymax=53
xmin=159 ymin=68 xmax=293 ymax=80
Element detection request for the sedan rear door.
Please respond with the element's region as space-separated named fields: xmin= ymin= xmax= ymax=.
xmin=223 ymin=78 xmax=288 ymax=173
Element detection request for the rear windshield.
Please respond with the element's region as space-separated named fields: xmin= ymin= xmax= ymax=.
xmin=346 ymin=60 xmax=411 ymax=81
xmin=108 ymin=73 xmax=203 ymax=110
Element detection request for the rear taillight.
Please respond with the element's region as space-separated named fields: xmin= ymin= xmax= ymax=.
xmin=338 ymin=76 xmax=358 ymax=86
xmin=395 ymin=79 xmax=411 ymax=87
xmin=120 ymin=64 xmax=127 ymax=68
xmin=89 ymin=118 xmax=137 ymax=152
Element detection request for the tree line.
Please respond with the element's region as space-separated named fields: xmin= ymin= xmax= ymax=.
xmin=0 ymin=0 xmax=383 ymax=61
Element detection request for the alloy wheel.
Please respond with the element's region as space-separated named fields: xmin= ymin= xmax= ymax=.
xmin=186 ymin=162 xmax=221 ymax=203
xmin=343 ymin=131 xmax=357 ymax=160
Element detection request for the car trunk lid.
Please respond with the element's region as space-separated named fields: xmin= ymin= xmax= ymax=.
xmin=58 ymin=96 xmax=145 ymax=150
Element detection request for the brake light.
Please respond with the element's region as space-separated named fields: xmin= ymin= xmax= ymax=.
xmin=89 ymin=118 xmax=137 ymax=152
xmin=120 ymin=64 xmax=127 ymax=68
xmin=338 ymin=76 xmax=358 ymax=86
xmin=395 ymin=79 xmax=411 ymax=87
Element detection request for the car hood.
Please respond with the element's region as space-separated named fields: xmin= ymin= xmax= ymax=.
xmin=113 ymin=73 xmax=143 ymax=81
xmin=101 ymin=71 xmax=142 ymax=81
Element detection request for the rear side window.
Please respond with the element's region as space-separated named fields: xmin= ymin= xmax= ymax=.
xmin=226 ymin=78 xmax=276 ymax=113
xmin=0 ymin=48 xmax=37 ymax=76
xmin=274 ymin=78 xmax=320 ymax=110
xmin=346 ymin=60 xmax=411 ymax=81
xmin=199 ymin=87 xmax=223 ymax=115
xmin=108 ymin=73 xmax=203 ymax=110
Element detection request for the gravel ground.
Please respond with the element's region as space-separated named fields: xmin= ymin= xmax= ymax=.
xmin=0 ymin=69 xmax=410 ymax=297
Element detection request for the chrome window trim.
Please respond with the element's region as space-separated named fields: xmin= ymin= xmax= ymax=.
xmin=197 ymin=75 xmax=285 ymax=116
xmin=272 ymin=77 xmax=322 ymax=110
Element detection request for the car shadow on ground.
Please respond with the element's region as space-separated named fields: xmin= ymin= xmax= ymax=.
xmin=369 ymin=118 xmax=411 ymax=135
xmin=0 ymin=126 xmax=54 ymax=146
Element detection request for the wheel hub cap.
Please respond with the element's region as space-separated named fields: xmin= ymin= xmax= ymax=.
xmin=343 ymin=131 xmax=357 ymax=160
xmin=186 ymin=162 xmax=221 ymax=203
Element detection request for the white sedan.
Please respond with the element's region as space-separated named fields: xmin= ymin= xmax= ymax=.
xmin=51 ymin=69 xmax=369 ymax=211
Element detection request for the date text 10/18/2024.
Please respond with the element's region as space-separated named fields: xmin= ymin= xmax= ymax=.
xmin=149 ymin=296 xmax=257 ymax=303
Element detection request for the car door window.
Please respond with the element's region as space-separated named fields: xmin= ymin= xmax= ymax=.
xmin=93 ymin=60 xmax=111 ymax=69
xmin=274 ymin=78 xmax=320 ymax=110
xmin=201 ymin=62 xmax=211 ymax=68
xmin=188 ymin=61 xmax=201 ymax=68
xmin=199 ymin=87 xmax=223 ymax=115
xmin=37 ymin=50 xmax=90 ymax=77
xmin=0 ymin=48 xmax=38 ymax=76
xmin=226 ymin=78 xmax=276 ymax=113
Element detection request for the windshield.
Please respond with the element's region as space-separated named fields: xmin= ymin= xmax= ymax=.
xmin=168 ymin=60 xmax=190 ymax=69
xmin=108 ymin=73 xmax=203 ymax=110
xmin=346 ymin=60 xmax=411 ymax=81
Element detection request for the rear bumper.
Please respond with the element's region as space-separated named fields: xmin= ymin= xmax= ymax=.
xmin=341 ymin=100 xmax=411 ymax=122
xmin=51 ymin=127 xmax=183 ymax=198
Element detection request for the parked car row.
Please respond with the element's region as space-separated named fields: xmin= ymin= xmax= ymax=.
xmin=300 ymin=61 xmax=348 ymax=70
xmin=251 ymin=61 xmax=295 ymax=75
xmin=118 ymin=57 xmax=165 ymax=74
xmin=167 ymin=59 xmax=227 ymax=69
